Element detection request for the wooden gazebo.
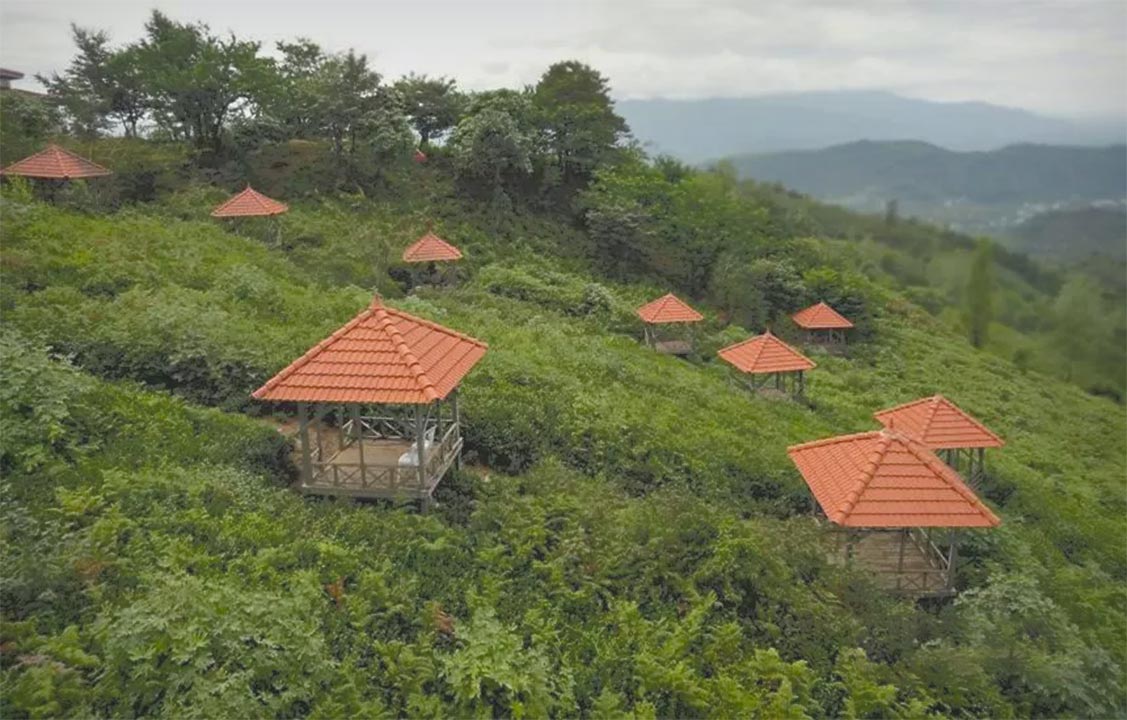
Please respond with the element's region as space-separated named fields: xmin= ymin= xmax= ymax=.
xmin=1 ymin=144 xmax=112 ymax=193
xmin=792 ymin=301 xmax=853 ymax=346
xmin=252 ymin=296 xmax=487 ymax=508
xmin=402 ymin=230 xmax=463 ymax=286
xmin=788 ymin=429 xmax=1001 ymax=596
xmin=636 ymin=293 xmax=704 ymax=356
xmin=718 ymin=330 xmax=815 ymax=397
xmin=874 ymin=395 xmax=1004 ymax=487
xmin=212 ymin=186 xmax=288 ymax=242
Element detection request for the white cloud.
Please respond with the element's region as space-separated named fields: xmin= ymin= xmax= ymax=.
xmin=0 ymin=0 xmax=1123 ymax=118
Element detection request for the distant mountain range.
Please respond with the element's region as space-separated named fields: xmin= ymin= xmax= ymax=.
xmin=724 ymin=140 xmax=1126 ymax=236
xmin=617 ymin=90 xmax=1125 ymax=161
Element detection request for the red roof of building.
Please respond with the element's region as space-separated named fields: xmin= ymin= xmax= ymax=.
xmin=0 ymin=144 xmax=112 ymax=179
xmin=253 ymin=297 xmax=487 ymax=405
xmin=414 ymin=149 xmax=428 ymax=163
xmin=718 ymin=331 xmax=816 ymax=374
xmin=788 ymin=429 xmax=1001 ymax=528
xmin=792 ymin=301 xmax=854 ymax=330
xmin=402 ymin=231 xmax=463 ymax=263
xmin=874 ymin=395 xmax=1004 ymax=450
xmin=636 ymin=293 xmax=704 ymax=324
xmin=211 ymin=186 xmax=289 ymax=218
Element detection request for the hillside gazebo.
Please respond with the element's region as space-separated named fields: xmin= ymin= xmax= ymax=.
xmin=402 ymin=231 xmax=463 ymax=287
xmin=788 ymin=429 xmax=1001 ymax=596
xmin=718 ymin=330 xmax=815 ymax=397
xmin=792 ymin=301 xmax=853 ymax=346
xmin=874 ymin=395 xmax=1004 ymax=487
xmin=636 ymin=293 xmax=704 ymax=356
xmin=1 ymin=144 xmax=112 ymax=195
xmin=252 ymin=297 xmax=487 ymax=509
xmin=212 ymin=186 xmax=288 ymax=241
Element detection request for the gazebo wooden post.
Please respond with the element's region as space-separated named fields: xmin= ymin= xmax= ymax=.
xmin=452 ymin=389 xmax=462 ymax=470
xmin=415 ymin=404 xmax=427 ymax=496
xmin=350 ymin=404 xmax=366 ymax=484
xmin=946 ymin=530 xmax=960 ymax=590
xmin=297 ymin=403 xmax=314 ymax=486
xmin=896 ymin=529 xmax=908 ymax=591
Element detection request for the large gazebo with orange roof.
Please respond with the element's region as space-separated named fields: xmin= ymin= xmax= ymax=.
xmin=1 ymin=144 xmax=112 ymax=181
xmin=874 ymin=394 xmax=1004 ymax=486
xmin=253 ymin=296 xmax=487 ymax=507
xmin=792 ymin=301 xmax=853 ymax=346
xmin=788 ymin=428 xmax=1001 ymax=596
xmin=636 ymin=293 xmax=704 ymax=356
xmin=718 ymin=330 xmax=815 ymax=397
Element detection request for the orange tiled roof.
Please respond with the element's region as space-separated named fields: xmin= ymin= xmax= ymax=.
xmin=787 ymin=429 xmax=1001 ymax=528
xmin=874 ymin=395 xmax=1004 ymax=450
xmin=1 ymin=144 xmax=111 ymax=179
xmin=636 ymin=293 xmax=704 ymax=324
xmin=211 ymin=186 xmax=288 ymax=218
xmin=402 ymin=231 xmax=464 ymax=263
xmin=253 ymin=298 xmax=487 ymax=405
xmin=792 ymin=301 xmax=854 ymax=330
xmin=718 ymin=331 xmax=816 ymax=374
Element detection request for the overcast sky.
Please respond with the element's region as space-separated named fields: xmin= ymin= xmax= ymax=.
xmin=1 ymin=0 xmax=1124 ymax=119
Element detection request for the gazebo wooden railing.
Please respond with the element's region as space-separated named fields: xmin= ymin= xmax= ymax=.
xmin=254 ymin=297 xmax=487 ymax=509
xmin=790 ymin=429 xmax=1000 ymax=598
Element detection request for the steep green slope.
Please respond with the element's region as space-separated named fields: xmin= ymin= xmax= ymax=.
xmin=2 ymin=196 xmax=1124 ymax=717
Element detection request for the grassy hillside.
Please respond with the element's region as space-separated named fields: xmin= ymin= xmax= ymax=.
xmin=2 ymin=183 xmax=1125 ymax=716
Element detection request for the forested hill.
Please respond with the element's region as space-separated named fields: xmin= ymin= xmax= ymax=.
xmin=2 ymin=9 xmax=1126 ymax=719
xmin=618 ymin=91 xmax=1125 ymax=161
xmin=726 ymin=141 xmax=1126 ymax=233
xmin=1003 ymin=205 xmax=1127 ymax=262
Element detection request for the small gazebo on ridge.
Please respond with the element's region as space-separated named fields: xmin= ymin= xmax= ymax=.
xmin=402 ymin=230 xmax=463 ymax=286
xmin=718 ymin=330 xmax=815 ymax=397
xmin=788 ymin=428 xmax=1001 ymax=596
xmin=212 ymin=185 xmax=289 ymax=241
xmin=874 ymin=394 xmax=1004 ymax=487
xmin=792 ymin=301 xmax=853 ymax=347
xmin=636 ymin=293 xmax=704 ymax=356
xmin=1 ymin=144 xmax=112 ymax=197
xmin=253 ymin=296 xmax=487 ymax=508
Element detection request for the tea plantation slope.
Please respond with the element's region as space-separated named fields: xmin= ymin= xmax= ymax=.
xmin=1 ymin=199 xmax=1125 ymax=716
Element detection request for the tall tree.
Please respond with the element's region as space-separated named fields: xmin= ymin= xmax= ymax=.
xmin=395 ymin=74 xmax=463 ymax=146
xmin=137 ymin=11 xmax=271 ymax=153
xmin=448 ymin=107 xmax=532 ymax=209
xmin=965 ymin=240 xmax=994 ymax=348
xmin=533 ymin=61 xmax=628 ymax=191
xmin=310 ymin=50 xmax=382 ymax=157
xmin=37 ymin=25 xmax=114 ymax=137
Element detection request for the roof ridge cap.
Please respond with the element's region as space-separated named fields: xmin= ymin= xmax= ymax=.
xmin=787 ymin=430 xmax=881 ymax=453
xmin=382 ymin=304 xmax=488 ymax=349
xmin=371 ymin=305 xmax=440 ymax=402
xmin=834 ymin=432 xmax=893 ymax=522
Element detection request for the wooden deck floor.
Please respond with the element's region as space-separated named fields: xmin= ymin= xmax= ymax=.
xmin=832 ymin=531 xmax=952 ymax=597
xmin=299 ymin=433 xmax=438 ymax=500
